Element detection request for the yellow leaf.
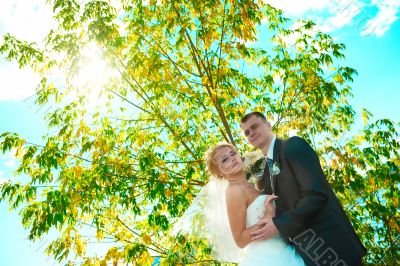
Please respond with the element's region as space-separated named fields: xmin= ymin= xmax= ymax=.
xmin=181 ymin=183 xmax=188 ymax=190
xmin=142 ymin=234 xmax=151 ymax=245
xmin=355 ymin=135 xmax=365 ymax=143
xmin=332 ymin=159 xmax=338 ymax=170
xmin=94 ymin=138 xmax=103 ymax=149
xmin=369 ymin=178 xmax=375 ymax=188
xmin=114 ymin=159 xmax=121 ymax=171
xmin=75 ymin=237 xmax=85 ymax=257
xmin=96 ymin=229 xmax=104 ymax=240
xmin=15 ymin=146 xmax=24 ymax=159
xmin=117 ymin=132 xmax=125 ymax=144
xmin=138 ymin=251 xmax=153 ymax=265
xmin=74 ymin=166 xmax=83 ymax=178
xmin=92 ymin=151 xmax=100 ymax=161
xmin=137 ymin=135 xmax=144 ymax=147
xmin=361 ymin=109 xmax=370 ymax=126
xmin=188 ymin=193 xmax=194 ymax=201
xmin=333 ymin=74 xmax=344 ymax=84
xmin=103 ymin=144 xmax=110 ymax=153
xmin=165 ymin=189 xmax=172 ymax=197
xmin=56 ymin=157 xmax=65 ymax=165
xmin=160 ymin=173 xmax=168 ymax=182
xmin=65 ymin=236 xmax=72 ymax=248
xmin=72 ymin=209 xmax=78 ymax=218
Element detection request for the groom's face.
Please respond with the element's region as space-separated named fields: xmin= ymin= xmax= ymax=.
xmin=241 ymin=115 xmax=272 ymax=149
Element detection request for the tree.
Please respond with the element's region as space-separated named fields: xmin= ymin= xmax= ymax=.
xmin=0 ymin=0 xmax=398 ymax=264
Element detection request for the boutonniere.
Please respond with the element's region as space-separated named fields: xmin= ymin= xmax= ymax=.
xmin=242 ymin=151 xmax=267 ymax=183
xmin=268 ymin=161 xmax=281 ymax=195
xmin=270 ymin=162 xmax=280 ymax=176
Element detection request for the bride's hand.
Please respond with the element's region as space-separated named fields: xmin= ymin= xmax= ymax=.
xmin=264 ymin=194 xmax=278 ymax=218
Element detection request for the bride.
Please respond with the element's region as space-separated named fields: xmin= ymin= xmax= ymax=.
xmin=203 ymin=142 xmax=305 ymax=265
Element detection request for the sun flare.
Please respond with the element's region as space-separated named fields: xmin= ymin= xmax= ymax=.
xmin=72 ymin=43 xmax=117 ymax=109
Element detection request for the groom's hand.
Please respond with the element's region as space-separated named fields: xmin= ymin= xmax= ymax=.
xmin=264 ymin=194 xmax=278 ymax=217
xmin=249 ymin=217 xmax=279 ymax=241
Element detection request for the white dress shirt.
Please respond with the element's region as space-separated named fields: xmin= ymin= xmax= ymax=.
xmin=266 ymin=135 xmax=276 ymax=160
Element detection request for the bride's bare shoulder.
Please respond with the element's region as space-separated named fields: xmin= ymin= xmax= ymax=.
xmin=225 ymin=183 xmax=247 ymax=201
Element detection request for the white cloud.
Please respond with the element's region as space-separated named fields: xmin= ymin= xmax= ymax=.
xmin=278 ymin=20 xmax=319 ymax=47
xmin=360 ymin=0 xmax=400 ymax=37
xmin=0 ymin=153 xmax=17 ymax=184
xmin=0 ymin=0 xmax=54 ymax=102
xmin=0 ymin=0 xmax=54 ymax=43
xmin=4 ymin=159 xmax=16 ymax=168
xmin=0 ymin=170 xmax=8 ymax=184
xmin=0 ymin=148 xmax=18 ymax=161
xmin=264 ymin=0 xmax=360 ymax=32
xmin=265 ymin=0 xmax=399 ymax=37
xmin=320 ymin=2 xmax=363 ymax=32
xmin=265 ymin=0 xmax=331 ymax=16
xmin=0 ymin=62 xmax=39 ymax=101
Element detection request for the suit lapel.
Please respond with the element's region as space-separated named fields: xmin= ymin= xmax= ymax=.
xmin=262 ymin=158 xmax=272 ymax=194
xmin=261 ymin=138 xmax=282 ymax=195
xmin=272 ymin=138 xmax=281 ymax=194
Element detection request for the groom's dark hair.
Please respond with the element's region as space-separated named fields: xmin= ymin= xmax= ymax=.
xmin=240 ymin=111 xmax=267 ymax=124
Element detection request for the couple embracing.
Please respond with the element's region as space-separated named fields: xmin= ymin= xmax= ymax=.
xmin=203 ymin=111 xmax=366 ymax=266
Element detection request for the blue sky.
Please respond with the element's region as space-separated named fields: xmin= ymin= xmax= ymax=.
xmin=1 ymin=0 xmax=399 ymax=265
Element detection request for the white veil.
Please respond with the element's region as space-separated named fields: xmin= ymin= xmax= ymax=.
xmin=172 ymin=177 xmax=242 ymax=262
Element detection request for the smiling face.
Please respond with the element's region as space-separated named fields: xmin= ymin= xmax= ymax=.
xmin=241 ymin=115 xmax=273 ymax=151
xmin=213 ymin=146 xmax=244 ymax=178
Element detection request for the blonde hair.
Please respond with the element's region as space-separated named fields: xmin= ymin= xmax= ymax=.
xmin=204 ymin=142 xmax=237 ymax=178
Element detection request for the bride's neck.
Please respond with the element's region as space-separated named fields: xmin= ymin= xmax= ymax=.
xmin=225 ymin=173 xmax=247 ymax=184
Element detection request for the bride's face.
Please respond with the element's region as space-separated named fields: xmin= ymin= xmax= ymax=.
xmin=213 ymin=147 xmax=243 ymax=177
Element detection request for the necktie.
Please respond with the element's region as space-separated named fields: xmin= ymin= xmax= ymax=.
xmin=267 ymin=158 xmax=275 ymax=195
xmin=267 ymin=158 xmax=273 ymax=169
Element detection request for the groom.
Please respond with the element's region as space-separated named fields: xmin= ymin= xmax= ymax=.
xmin=240 ymin=111 xmax=366 ymax=266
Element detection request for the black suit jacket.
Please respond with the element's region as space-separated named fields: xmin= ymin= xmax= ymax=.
xmin=257 ymin=137 xmax=366 ymax=266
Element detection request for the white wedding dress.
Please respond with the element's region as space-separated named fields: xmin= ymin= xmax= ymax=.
xmin=239 ymin=194 xmax=306 ymax=266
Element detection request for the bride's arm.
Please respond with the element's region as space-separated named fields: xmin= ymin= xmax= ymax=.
xmin=225 ymin=186 xmax=262 ymax=248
